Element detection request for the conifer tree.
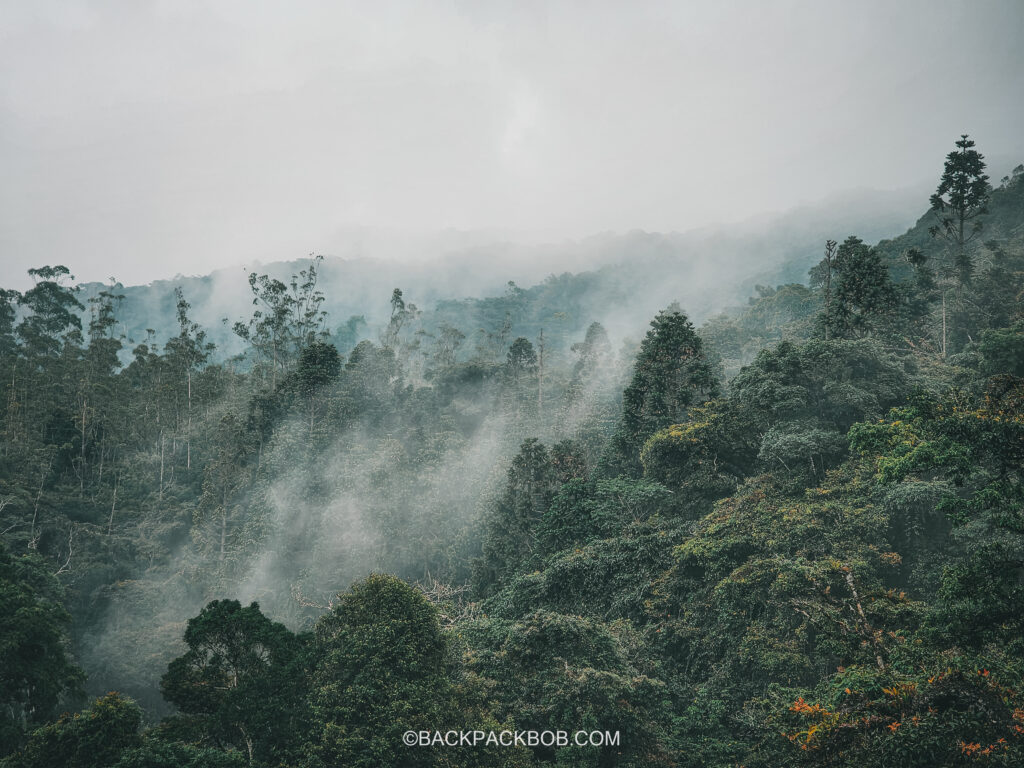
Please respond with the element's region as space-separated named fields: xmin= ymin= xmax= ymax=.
xmin=929 ymin=134 xmax=990 ymax=356
xmin=611 ymin=305 xmax=716 ymax=472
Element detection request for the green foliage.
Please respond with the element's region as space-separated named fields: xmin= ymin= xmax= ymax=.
xmin=611 ymin=306 xmax=717 ymax=472
xmin=113 ymin=740 xmax=245 ymax=768
xmin=757 ymin=422 xmax=849 ymax=486
xmin=812 ymin=236 xmax=899 ymax=340
xmin=487 ymin=517 xmax=684 ymax=623
xmin=16 ymin=266 xmax=84 ymax=356
xmin=304 ymin=574 xmax=452 ymax=768
xmin=537 ymin=476 xmax=673 ymax=553
xmin=776 ymin=657 xmax=1024 ymax=767
xmin=160 ymin=600 xmax=309 ymax=765
xmin=473 ymin=440 xmax=559 ymax=598
xmin=463 ymin=610 xmax=671 ymax=766
xmin=929 ymin=134 xmax=990 ymax=252
xmin=0 ymin=542 xmax=85 ymax=754
xmin=1 ymin=693 xmax=142 ymax=768
xmin=190 ymin=415 xmax=259 ymax=582
xmin=232 ymin=256 xmax=329 ymax=388
xmin=640 ymin=399 xmax=757 ymax=506
xmin=501 ymin=337 xmax=539 ymax=419
xmin=980 ymin=322 xmax=1024 ymax=377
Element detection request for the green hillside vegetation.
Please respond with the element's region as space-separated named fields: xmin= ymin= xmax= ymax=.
xmin=2 ymin=136 xmax=1023 ymax=766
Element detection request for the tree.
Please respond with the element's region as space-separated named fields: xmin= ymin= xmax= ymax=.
xmin=565 ymin=321 xmax=613 ymax=410
xmin=472 ymin=439 xmax=557 ymax=598
xmin=304 ymin=574 xmax=452 ymax=768
xmin=501 ymin=337 xmax=538 ymax=420
xmin=640 ymin=399 xmax=758 ymax=507
xmin=463 ymin=610 xmax=670 ymax=766
xmin=233 ymin=256 xmax=328 ymax=388
xmin=730 ymin=339 xmax=909 ymax=433
xmin=570 ymin=323 xmax=611 ymax=387
xmin=16 ymin=266 xmax=83 ymax=357
xmin=85 ymin=282 xmax=124 ymax=375
xmin=73 ymin=281 xmax=126 ymax=495
xmin=561 ymin=322 xmax=617 ymax=460
xmin=0 ymin=288 xmax=20 ymax=358
xmin=164 ymin=288 xmax=213 ymax=470
xmin=813 ymin=236 xmax=898 ymax=340
xmin=113 ymin=740 xmax=244 ymax=768
xmin=381 ymin=288 xmax=420 ymax=357
xmin=610 ymin=305 xmax=717 ymax=472
xmin=191 ymin=415 xmax=255 ymax=574
xmin=341 ymin=341 xmax=401 ymax=426
xmin=430 ymin=323 xmax=465 ymax=369
xmin=293 ymin=341 xmax=342 ymax=438
xmin=1 ymin=693 xmax=142 ymax=768
xmin=929 ymin=134 xmax=990 ymax=356
xmin=809 ymin=240 xmax=838 ymax=341
xmin=160 ymin=600 xmax=309 ymax=766
xmin=289 ymin=254 xmax=329 ymax=352
xmin=979 ymin=322 xmax=1024 ymax=377
xmin=332 ymin=314 xmax=367 ymax=354
xmin=0 ymin=542 xmax=85 ymax=755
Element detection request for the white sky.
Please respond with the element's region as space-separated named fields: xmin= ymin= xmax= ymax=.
xmin=1 ymin=0 xmax=1023 ymax=288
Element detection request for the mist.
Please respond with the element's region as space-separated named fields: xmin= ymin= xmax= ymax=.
xmin=3 ymin=0 xmax=1024 ymax=289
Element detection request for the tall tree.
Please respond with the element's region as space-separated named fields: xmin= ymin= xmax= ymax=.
xmin=929 ymin=134 xmax=990 ymax=356
xmin=191 ymin=415 xmax=254 ymax=574
xmin=501 ymin=337 xmax=538 ymax=420
xmin=289 ymin=254 xmax=329 ymax=351
xmin=473 ymin=439 xmax=557 ymax=598
xmin=305 ymin=574 xmax=452 ymax=768
xmin=0 ymin=542 xmax=85 ymax=755
xmin=164 ymin=288 xmax=213 ymax=470
xmin=233 ymin=256 xmax=327 ymax=388
xmin=0 ymin=288 xmax=20 ymax=359
xmin=16 ymin=266 xmax=83 ymax=357
xmin=161 ymin=600 xmax=309 ymax=766
xmin=611 ymin=305 xmax=716 ymax=472
xmin=380 ymin=288 xmax=421 ymax=374
xmin=430 ymin=323 xmax=465 ymax=369
xmin=808 ymin=240 xmax=838 ymax=340
xmin=293 ymin=341 xmax=342 ymax=438
xmin=814 ymin=236 xmax=898 ymax=340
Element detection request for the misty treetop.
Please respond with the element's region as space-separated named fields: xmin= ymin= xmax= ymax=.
xmin=2 ymin=135 xmax=1024 ymax=766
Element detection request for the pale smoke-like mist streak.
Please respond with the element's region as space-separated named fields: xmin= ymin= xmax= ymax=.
xmin=79 ymin=382 xmax=539 ymax=714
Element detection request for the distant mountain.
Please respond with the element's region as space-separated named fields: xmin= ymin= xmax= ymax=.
xmin=73 ymin=185 xmax=930 ymax=358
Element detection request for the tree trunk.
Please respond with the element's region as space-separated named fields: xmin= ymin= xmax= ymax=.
xmin=108 ymin=473 xmax=118 ymax=535
xmin=80 ymin=398 xmax=87 ymax=494
xmin=158 ymin=431 xmax=165 ymax=501
xmin=186 ymin=369 xmax=192 ymax=470
xmin=845 ymin=570 xmax=885 ymax=671
xmin=537 ymin=329 xmax=545 ymax=417
xmin=821 ymin=240 xmax=836 ymax=342
xmin=941 ymin=292 xmax=947 ymax=358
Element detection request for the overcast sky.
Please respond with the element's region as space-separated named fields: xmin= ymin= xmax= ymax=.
xmin=2 ymin=0 xmax=1023 ymax=288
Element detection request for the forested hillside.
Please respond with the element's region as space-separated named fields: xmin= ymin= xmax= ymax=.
xmin=67 ymin=186 xmax=923 ymax=364
xmin=2 ymin=138 xmax=1024 ymax=767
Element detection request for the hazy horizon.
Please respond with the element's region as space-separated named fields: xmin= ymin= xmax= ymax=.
xmin=3 ymin=0 xmax=1024 ymax=289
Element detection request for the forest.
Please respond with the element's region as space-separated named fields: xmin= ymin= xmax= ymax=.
xmin=1 ymin=136 xmax=1023 ymax=767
